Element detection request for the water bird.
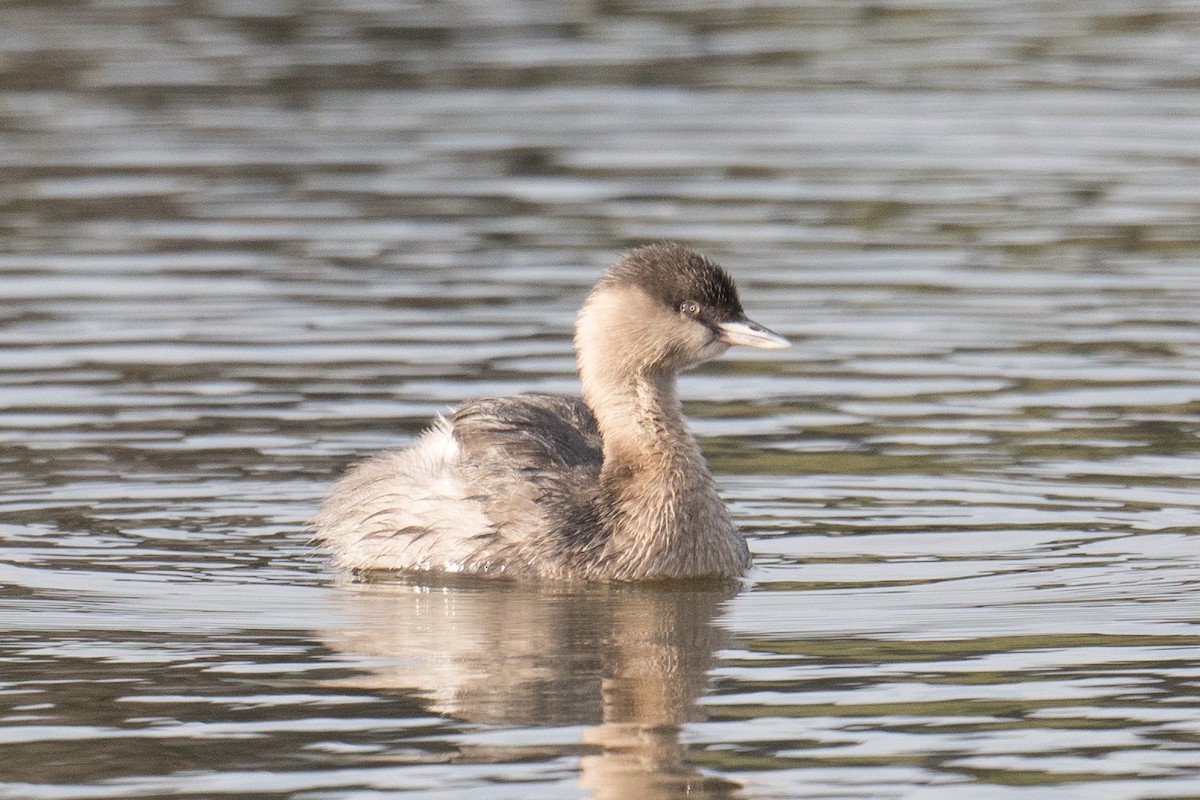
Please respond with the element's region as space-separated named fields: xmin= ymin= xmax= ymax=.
xmin=312 ymin=243 xmax=790 ymax=580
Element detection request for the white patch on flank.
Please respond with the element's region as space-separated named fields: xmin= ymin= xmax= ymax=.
xmin=311 ymin=417 xmax=494 ymax=573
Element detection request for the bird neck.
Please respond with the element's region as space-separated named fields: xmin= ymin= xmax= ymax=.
xmin=574 ymin=286 xmax=691 ymax=467
xmin=580 ymin=361 xmax=738 ymax=578
xmin=584 ymin=368 xmax=691 ymax=466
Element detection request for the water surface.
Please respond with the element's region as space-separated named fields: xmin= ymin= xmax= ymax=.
xmin=2 ymin=1 xmax=1200 ymax=798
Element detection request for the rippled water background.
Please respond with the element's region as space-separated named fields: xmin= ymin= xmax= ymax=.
xmin=3 ymin=1 xmax=1200 ymax=798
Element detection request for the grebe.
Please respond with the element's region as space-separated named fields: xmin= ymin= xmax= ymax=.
xmin=312 ymin=243 xmax=789 ymax=580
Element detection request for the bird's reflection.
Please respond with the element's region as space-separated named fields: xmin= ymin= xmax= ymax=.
xmin=324 ymin=575 xmax=742 ymax=799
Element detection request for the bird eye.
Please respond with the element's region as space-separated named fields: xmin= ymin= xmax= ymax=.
xmin=681 ymin=301 xmax=701 ymax=317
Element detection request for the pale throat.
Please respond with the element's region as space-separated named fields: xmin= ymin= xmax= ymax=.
xmin=574 ymin=285 xmax=706 ymax=469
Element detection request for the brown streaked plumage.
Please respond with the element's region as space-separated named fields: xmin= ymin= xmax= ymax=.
xmin=311 ymin=243 xmax=790 ymax=580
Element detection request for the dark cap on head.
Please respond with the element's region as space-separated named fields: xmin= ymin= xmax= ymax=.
xmin=600 ymin=242 xmax=745 ymax=321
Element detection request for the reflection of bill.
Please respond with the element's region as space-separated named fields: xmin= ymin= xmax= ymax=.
xmin=324 ymin=577 xmax=742 ymax=799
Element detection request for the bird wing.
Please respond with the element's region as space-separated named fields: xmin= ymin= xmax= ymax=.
xmin=449 ymin=393 xmax=602 ymax=470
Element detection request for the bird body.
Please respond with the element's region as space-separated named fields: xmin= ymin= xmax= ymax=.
xmin=312 ymin=243 xmax=789 ymax=581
